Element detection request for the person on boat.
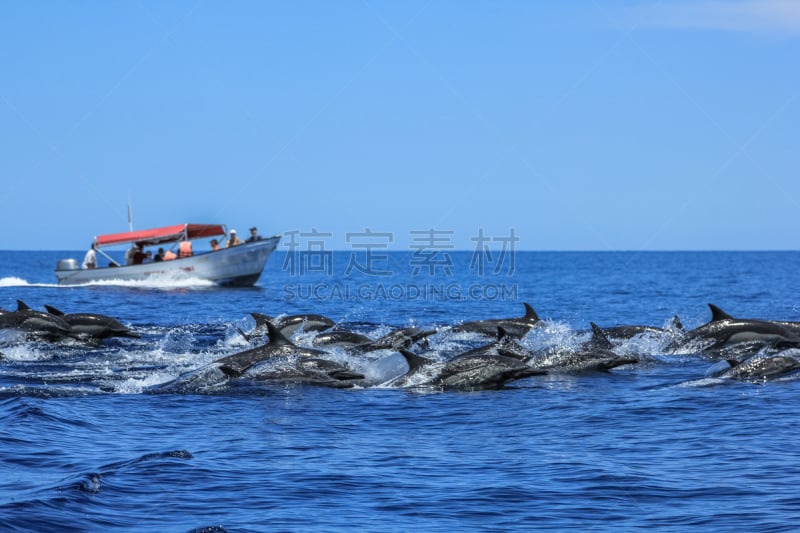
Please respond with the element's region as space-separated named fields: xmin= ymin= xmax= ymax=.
xmin=163 ymin=249 xmax=177 ymax=261
xmin=132 ymin=245 xmax=146 ymax=265
xmin=143 ymin=250 xmax=153 ymax=263
xmin=227 ymin=230 xmax=243 ymax=247
xmin=154 ymin=248 xmax=165 ymax=262
xmin=178 ymin=240 xmax=193 ymax=258
xmin=210 ymin=239 xmax=221 ymax=251
xmin=125 ymin=245 xmax=137 ymax=265
xmin=82 ymin=243 xmax=97 ymax=269
xmin=247 ymin=226 xmax=262 ymax=243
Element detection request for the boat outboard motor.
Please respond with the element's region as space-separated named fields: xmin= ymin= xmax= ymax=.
xmin=56 ymin=259 xmax=79 ymax=271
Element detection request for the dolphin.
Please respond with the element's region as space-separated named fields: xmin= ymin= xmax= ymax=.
xmin=43 ymin=304 xmax=140 ymax=340
xmin=450 ymin=302 xmax=541 ymax=338
xmin=713 ymin=350 xmax=800 ymax=382
xmin=251 ymin=311 xmax=335 ymax=338
xmin=597 ymin=315 xmax=684 ymax=340
xmin=312 ymin=329 xmax=373 ymax=348
xmin=243 ymin=356 xmax=365 ymax=388
xmin=293 ymin=357 xmax=364 ymax=381
xmin=148 ymin=320 xmax=338 ymax=393
xmin=389 ymin=349 xmax=546 ymax=390
xmin=535 ymin=351 xmax=638 ymax=373
xmin=456 ymin=326 xmax=532 ymax=360
xmin=668 ymin=304 xmax=800 ymax=357
xmin=704 ymin=304 xmax=800 ymax=337
xmin=0 ymin=300 xmax=73 ymax=341
xmin=311 ymin=326 xmax=436 ymax=353
xmin=767 ymin=320 xmax=800 ymax=336
xmin=145 ymin=363 xmax=233 ymax=394
xmin=522 ymin=323 xmax=638 ymax=373
xmin=217 ymin=320 xmax=330 ymax=378
xmin=353 ymin=327 xmax=436 ymax=353
xmin=232 ymin=320 xmax=365 ymax=387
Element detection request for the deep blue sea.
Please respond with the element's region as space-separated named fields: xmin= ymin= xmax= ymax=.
xmin=1 ymin=250 xmax=800 ymax=532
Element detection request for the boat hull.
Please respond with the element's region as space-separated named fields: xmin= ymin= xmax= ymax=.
xmin=55 ymin=235 xmax=281 ymax=287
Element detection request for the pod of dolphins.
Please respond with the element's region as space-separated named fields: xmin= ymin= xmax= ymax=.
xmin=0 ymin=300 xmax=140 ymax=343
xmin=3 ymin=299 xmax=800 ymax=392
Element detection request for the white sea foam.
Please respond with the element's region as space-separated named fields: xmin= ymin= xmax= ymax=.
xmin=0 ymin=343 xmax=50 ymax=362
xmin=0 ymin=275 xmax=215 ymax=290
xmin=81 ymin=277 xmax=216 ymax=290
xmin=0 ymin=277 xmax=55 ymax=288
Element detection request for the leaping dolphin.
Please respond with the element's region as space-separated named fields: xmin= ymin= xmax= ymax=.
xmin=149 ymin=320 xmax=354 ymax=393
xmin=519 ymin=323 xmax=638 ymax=373
xmin=596 ymin=315 xmax=684 ymax=340
xmin=251 ymin=311 xmax=335 ymax=338
xmin=353 ymin=327 xmax=436 ymax=353
xmin=709 ymin=349 xmax=800 ymax=382
xmin=44 ymin=304 xmax=140 ymax=340
xmin=0 ymin=300 xmax=73 ymax=341
xmin=450 ymin=302 xmax=541 ymax=338
xmin=311 ymin=326 xmax=435 ymax=353
xmin=388 ymin=349 xmax=546 ymax=390
xmin=312 ymin=330 xmax=373 ymax=347
xmin=704 ymin=304 xmax=800 ymax=337
xmin=456 ymin=326 xmax=532 ymax=360
xmin=218 ymin=321 xmax=330 ymax=378
xmin=668 ymin=304 xmax=800 ymax=357
xmin=243 ymin=356 xmax=365 ymax=388
xmin=227 ymin=321 xmax=364 ymax=387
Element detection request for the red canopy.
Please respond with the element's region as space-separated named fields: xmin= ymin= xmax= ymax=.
xmin=95 ymin=224 xmax=226 ymax=247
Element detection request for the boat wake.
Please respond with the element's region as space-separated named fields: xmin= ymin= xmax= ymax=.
xmin=0 ymin=277 xmax=60 ymax=288
xmin=0 ymin=276 xmax=215 ymax=290
xmin=79 ymin=277 xmax=217 ymax=290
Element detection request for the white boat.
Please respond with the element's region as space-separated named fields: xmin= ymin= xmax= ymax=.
xmin=55 ymin=223 xmax=281 ymax=287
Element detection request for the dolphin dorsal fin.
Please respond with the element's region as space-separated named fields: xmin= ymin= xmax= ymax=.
xmin=44 ymin=305 xmax=65 ymax=316
xmin=398 ymin=349 xmax=432 ymax=372
xmin=523 ymin=303 xmax=539 ymax=321
xmin=250 ymin=312 xmax=274 ymax=329
xmin=590 ymin=322 xmax=614 ymax=350
xmin=671 ymin=315 xmax=684 ymax=331
xmin=265 ymin=320 xmax=292 ymax=347
xmin=497 ymin=326 xmax=509 ymax=340
xmin=16 ymin=300 xmax=31 ymax=312
xmin=708 ymin=304 xmax=734 ymax=322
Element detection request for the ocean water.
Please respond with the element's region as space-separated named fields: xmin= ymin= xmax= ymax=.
xmin=1 ymin=250 xmax=799 ymax=532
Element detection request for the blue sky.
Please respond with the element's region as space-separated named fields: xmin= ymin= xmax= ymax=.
xmin=1 ymin=1 xmax=798 ymax=251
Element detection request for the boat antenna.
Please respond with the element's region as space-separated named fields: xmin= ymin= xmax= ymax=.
xmin=127 ymin=198 xmax=133 ymax=231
